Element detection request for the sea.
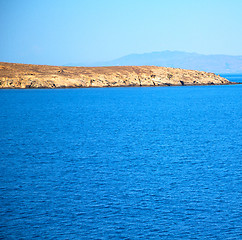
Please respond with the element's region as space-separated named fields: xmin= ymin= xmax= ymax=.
xmin=0 ymin=74 xmax=241 ymax=239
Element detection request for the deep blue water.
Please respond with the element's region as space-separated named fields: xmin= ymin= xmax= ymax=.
xmin=0 ymin=76 xmax=241 ymax=239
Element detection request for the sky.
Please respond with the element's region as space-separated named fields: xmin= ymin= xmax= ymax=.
xmin=0 ymin=0 xmax=242 ymax=65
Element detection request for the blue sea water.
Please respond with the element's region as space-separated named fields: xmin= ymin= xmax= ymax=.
xmin=220 ymin=73 xmax=242 ymax=83
xmin=0 ymin=75 xmax=241 ymax=239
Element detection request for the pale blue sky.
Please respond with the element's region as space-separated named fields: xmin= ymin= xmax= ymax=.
xmin=0 ymin=0 xmax=242 ymax=65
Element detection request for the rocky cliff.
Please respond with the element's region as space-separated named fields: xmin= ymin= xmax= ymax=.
xmin=0 ymin=62 xmax=233 ymax=89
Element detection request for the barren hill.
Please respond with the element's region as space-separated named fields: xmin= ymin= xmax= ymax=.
xmin=0 ymin=62 xmax=232 ymax=89
xmin=87 ymin=51 xmax=242 ymax=73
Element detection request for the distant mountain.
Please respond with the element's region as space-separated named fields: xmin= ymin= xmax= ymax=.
xmin=69 ymin=51 xmax=242 ymax=73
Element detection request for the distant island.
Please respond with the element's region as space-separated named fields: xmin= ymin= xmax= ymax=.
xmin=72 ymin=51 xmax=242 ymax=74
xmin=0 ymin=62 xmax=236 ymax=89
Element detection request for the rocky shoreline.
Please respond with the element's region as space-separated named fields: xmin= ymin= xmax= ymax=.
xmin=0 ymin=62 xmax=236 ymax=89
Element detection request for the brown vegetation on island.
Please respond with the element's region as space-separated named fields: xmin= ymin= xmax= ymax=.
xmin=0 ymin=62 xmax=233 ymax=89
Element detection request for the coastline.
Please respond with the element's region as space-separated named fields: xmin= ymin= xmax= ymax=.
xmin=0 ymin=82 xmax=240 ymax=90
xmin=0 ymin=62 xmax=237 ymax=89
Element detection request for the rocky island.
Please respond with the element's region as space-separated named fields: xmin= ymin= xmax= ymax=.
xmin=0 ymin=62 xmax=234 ymax=89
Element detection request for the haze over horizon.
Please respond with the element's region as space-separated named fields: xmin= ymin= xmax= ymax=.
xmin=0 ymin=0 xmax=242 ymax=66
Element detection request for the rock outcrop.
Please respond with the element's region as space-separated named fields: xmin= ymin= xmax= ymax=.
xmin=0 ymin=62 xmax=233 ymax=89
